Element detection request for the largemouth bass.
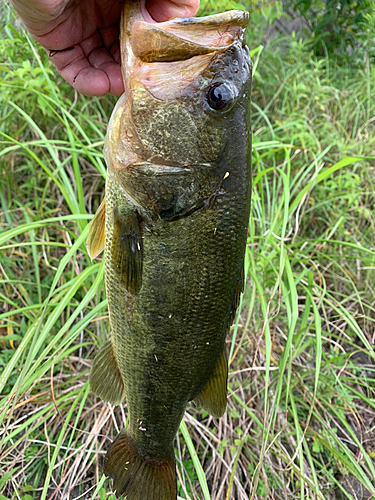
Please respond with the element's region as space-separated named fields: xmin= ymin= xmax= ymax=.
xmin=86 ymin=1 xmax=252 ymax=498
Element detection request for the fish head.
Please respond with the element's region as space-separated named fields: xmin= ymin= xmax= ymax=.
xmin=105 ymin=1 xmax=252 ymax=219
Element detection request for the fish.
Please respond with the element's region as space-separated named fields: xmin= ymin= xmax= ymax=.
xmin=86 ymin=1 xmax=252 ymax=499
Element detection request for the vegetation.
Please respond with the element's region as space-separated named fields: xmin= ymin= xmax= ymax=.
xmin=1 ymin=0 xmax=375 ymax=499
xmin=288 ymin=0 xmax=375 ymax=64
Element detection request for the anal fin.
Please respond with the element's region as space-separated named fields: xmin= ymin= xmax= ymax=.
xmin=193 ymin=347 xmax=228 ymax=418
xmin=112 ymin=205 xmax=143 ymax=295
xmin=90 ymin=339 xmax=125 ymax=405
xmin=87 ymin=198 xmax=106 ymax=260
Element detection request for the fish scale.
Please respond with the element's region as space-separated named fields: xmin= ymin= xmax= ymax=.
xmin=87 ymin=2 xmax=252 ymax=498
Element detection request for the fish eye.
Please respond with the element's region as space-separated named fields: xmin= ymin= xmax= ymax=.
xmin=206 ymin=83 xmax=235 ymax=112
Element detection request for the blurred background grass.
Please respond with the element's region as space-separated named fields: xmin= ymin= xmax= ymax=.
xmin=1 ymin=0 xmax=375 ymax=498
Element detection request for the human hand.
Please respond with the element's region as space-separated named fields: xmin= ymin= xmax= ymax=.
xmin=10 ymin=0 xmax=200 ymax=96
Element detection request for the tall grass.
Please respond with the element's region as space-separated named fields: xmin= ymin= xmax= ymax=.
xmin=1 ymin=2 xmax=375 ymax=499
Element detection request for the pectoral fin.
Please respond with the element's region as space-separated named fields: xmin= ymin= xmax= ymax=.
xmin=112 ymin=205 xmax=143 ymax=295
xmin=87 ymin=198 xmax=106 ymax=260
xmin=90 ymin=339 xmax=126 ymax=405
xmin=193 ymin=348 xmax=228 ymax=418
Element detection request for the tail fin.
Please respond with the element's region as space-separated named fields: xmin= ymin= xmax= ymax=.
xmin=104 ymin=430 xmax=177 ymax=500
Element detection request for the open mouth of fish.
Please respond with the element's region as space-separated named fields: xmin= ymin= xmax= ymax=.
xmin=135 ymin=0 xmax=249 ymax=61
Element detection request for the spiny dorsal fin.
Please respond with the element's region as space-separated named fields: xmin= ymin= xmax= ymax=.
xmin=112 ymin=205 xmax=143 ymax=295
xmin=193 ymin=347 xmax=228 ymax=418
xmin=90 ymin=339 xmax=126 ymax=405
xmin=87 ymin=198 xmax=106 ymax=260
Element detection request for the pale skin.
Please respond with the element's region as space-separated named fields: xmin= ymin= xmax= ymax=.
xmin=10 ymin=0 xmax=200 ymax=96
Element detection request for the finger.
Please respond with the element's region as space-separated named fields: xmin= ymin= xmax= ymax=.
xmin=99 ymin=25 xmax=121 ymax=65
xmin=73 ymin=65 xmax=123 ymax=96
xmin=10 ymin=0 xmax=72 ymax=33
xmin=80 ymin=26 xmax=121 ymax=65
xmin=146 ymin=0 xmax=200 ymax=22
xmin=87 ymin=47 xmax=124 ymax=95
xmin=110 ymin=39 xmax=121 ymax=65
xmin=51 ymin=44 xmax=123 ymax=96
xmin=62 ymin=60 xmax=113 ymax=97
xmin=79 ymin=31 xmax=124 ymax=95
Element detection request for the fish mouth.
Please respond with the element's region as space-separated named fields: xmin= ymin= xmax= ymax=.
xmin=121 ymin=1 xmax=249 ymax=65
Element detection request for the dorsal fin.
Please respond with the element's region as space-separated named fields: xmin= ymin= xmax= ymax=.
xmin=90 ymin=339 xmax=126 ymax=405
xmin=193 ymin=347 xmax=228 ymax=418
xmin=86 ymin=198 xmax=106 ymax=260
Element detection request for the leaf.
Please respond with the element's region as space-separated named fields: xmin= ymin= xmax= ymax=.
xmin=0 ymin=468 xmax=18 ymax=488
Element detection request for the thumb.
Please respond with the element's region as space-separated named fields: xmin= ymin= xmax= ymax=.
xmin=145 ymin=0 xmax=199 ymax=22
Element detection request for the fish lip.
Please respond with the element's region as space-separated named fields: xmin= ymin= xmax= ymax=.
xmin=139 ymin=0 xmax=249 ymax=29
xmin=160 ymin=10 xmax=250 ymax=29
xmin=128 ymin=1 xmax=249 ymax=60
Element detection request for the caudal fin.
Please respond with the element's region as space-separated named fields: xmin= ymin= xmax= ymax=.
xmin=104 ymin=430 xmax=177 ymax=500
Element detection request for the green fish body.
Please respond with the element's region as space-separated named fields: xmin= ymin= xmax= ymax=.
xmin=87 ymin=2 xmax=252 ymax=499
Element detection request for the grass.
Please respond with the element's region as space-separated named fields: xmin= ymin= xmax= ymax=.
xmin=1 ymin=1 xmax=375 ymax=499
